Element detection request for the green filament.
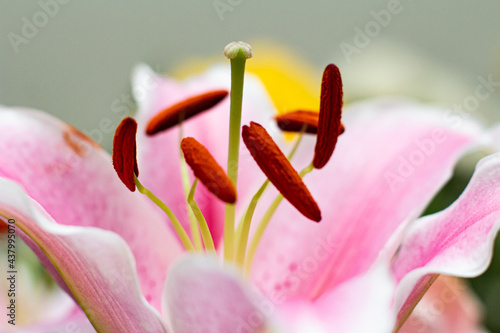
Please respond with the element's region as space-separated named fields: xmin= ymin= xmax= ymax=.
xmin=244 ymin=161 xmax=314 ymax=273
xmin=135 ymin=177 xmax=194 ymax=251
xmin=187 ymin=179 xmax=216 ymax=252
xmin=234 ymin=130 xmax=306 ymax=270
xmin=179 ymin=123 xmax=203 ymax=251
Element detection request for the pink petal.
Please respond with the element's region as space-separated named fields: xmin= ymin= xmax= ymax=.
xmin=5 ymin=306 xmax=95 ymax=333
xmin=162 ymin=254 xmax=268 ymax=333
xmin=133 ymin=64 xmax=276 ymax=246
xmin=0 ymin=106 xmax=182 ymax=310
xmin=400 ymin=276 xmax=485 ymax=333
xmin=0 ymin=179 xmax=167 ymax=332
xmin=250 ymin=99 xmax=482 ymax=301
xmin=275 ymin=263 xmax=396 ymax=333
xmin=392 ymin=152 xmax=500 ymax=326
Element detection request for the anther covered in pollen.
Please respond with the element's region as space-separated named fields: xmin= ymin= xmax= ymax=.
xmin=181 ymin=137 xmax=236 ymax=204
xmin=313 ymin=64 xmax=343 ymax=169
xmin=275 ymin=110 xmax=320 ymax=134
xmin=112 ymin=117 xmax=139 ymax=191
xmin=275 ymin=110 xmax=345 ymax=135
xmin=146 ymin=90 xmax=229 ymax=135
xmin=242 ymin=122 xmax=321 ymax=222
xmin=113 ymin=117 xmax=195 ymax=250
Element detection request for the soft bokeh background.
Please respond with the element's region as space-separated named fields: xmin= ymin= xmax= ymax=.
xmin=1 ymin=0 xmax=500 ymax=331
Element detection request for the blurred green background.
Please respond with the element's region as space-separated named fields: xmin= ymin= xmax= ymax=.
xmin=1 ymin=0 xmax=500 ymax=331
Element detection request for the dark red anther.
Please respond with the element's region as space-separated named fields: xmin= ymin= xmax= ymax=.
xmin=313 ymin=64 xmax=343 ymax=169
xmin=242 ymin=122 xmax=321 ymax=222
xmin=112 ymin=117 xmax=138 ymax=191
xmin=146 ymin=90 xmax=229 ymax=135
xmin=275 ymin=110 xmax=320 ymax=134
xmin=181 ymin=137 xmax=236 ymax=204
xmin=275 ymin=110 xmax=345 ymax=136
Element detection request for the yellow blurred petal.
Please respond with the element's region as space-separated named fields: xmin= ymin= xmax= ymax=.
xmin=172 ymin=40 xmax=320 ymax=115
xmin=245 ymin=40 xmax=319 ymax=114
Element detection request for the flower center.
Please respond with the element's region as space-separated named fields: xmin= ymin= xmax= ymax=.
xmin=111 ymin=42 xmax=344 ymax=273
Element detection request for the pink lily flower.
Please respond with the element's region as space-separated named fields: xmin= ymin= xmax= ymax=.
xmin=0 ymin=45 xmax=499 ymax=332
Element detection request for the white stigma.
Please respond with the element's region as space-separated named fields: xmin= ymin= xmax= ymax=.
xmin=224 ymin=41 xmax=253 ymax=59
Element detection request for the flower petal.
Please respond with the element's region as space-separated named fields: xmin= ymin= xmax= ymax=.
xmin=0 ymin=254 xmax=92 ymax=332
xmin=275 ymin=263 xmax=396 ymax=333
xmin=0 ymin=106 xmax=182 ymax=310
xmin=6 ymin=307 xmax=95 ymax=333
xmin=162 ymin=254 xmax=268 ymax=333
xmin=133 ymin=64 xmax=276 ymax=246
xmin=392 ymin=152 xmax=500 ymax=327
xmin=250 ymin=99 xmax=482 ymax=301
xmin=399 ymin=276 xmax=485 ymax=333
xmin=0 ymin=179 xmax=167 ymax=332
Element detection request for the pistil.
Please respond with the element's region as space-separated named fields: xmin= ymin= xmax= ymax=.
xmin=223 ymin=41 xmax=253 ymax=262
